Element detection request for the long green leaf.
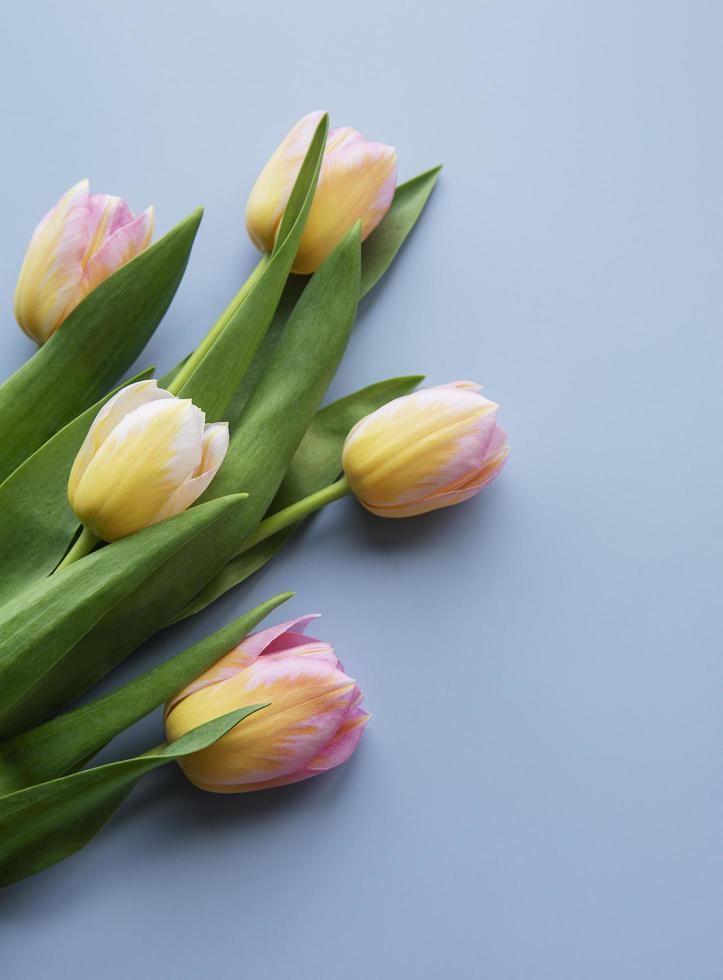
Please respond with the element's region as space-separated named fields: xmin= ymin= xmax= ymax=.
xmin=360 ymin=165 xmax=440 ymax=297
xmin=174 ymin=115 xmax=329 ymax=421
xmin=178 ymin=375 xmax=423 ymax=619
xmin=0 ymin=592 xmax=291 ymax=793
xmin=0 ymin=369 xmax=154 ymax=605
xmin=0 ymin=706 xmax=265 ymax=887
xmin=0 ymin=209 xmax=203 ymax=482
xmin=205 ymin=223 xmax=361 ymax=509
xmin=0 ymin=493 xmax=248 ymax=739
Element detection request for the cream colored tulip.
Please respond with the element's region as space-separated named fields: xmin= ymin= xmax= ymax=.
xmin=68 ymin=381 xmax=228 ymax=541
xmin=246 ymin=110 xmax=397 ymax=274
xmin=14 ymin=180 xmax=154 ymax=344
xmin=342 ymin=382 xmax=509 ymax=518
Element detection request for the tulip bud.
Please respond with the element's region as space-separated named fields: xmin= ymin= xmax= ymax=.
xmin=67 ymin=380 xmax=228 ymax=541
xmin=342 ymin=381 xmax=509 ymax=518
xmin=164 ymin=615 xmax=369 ymax=793
xmin=246 ymin=110 xmax=397 ymax=275
xmin=14 ymin=179 xmax=154 ymax=344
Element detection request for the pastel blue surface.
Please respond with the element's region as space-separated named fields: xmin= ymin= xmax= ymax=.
xmin=1 ymin=1 xmax=721 ymax=976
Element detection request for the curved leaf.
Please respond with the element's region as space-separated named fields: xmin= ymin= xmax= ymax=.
xmin=0 ymin=706 xmax=265 ymax=887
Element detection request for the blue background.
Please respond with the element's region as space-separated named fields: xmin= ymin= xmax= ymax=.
xmin=1 ymin=2 xmax=722 ymax=976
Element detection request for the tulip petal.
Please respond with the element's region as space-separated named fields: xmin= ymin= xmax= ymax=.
xmin=165 ymin=614 xmax=323 ymax=713
xmin=228 ymin=696 xmax=370 ymax=791
xmin=70 ymin=397 xmax=205 ymax=540
xmin=364 ymin=427 xmax=510 ymax=517
xmin=292 ymin=132 xmax=397 ymax=274
xmin=245 ymin=110 xmax=327 ymax=253
xmin=14 ymin=179 xmax=90 ymax=343
xmin=73 ymin=206 xmax=154 ymax=308
xmin=84 ymin=194 xmax=135 ymax=264
xmin=156 ymin=420 xmax=229 ymax=521
xmin=307 ymin=698 xmax=370 ymax=772
xmin=68 ymin=380 xmax=174 ymax=498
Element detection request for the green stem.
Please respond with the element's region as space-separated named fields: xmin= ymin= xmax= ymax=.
xmin=167 ymin=254 xmax=269 ymax=396
xmin=236 ymin=477 xmax=352 ymax=556
xmin=54 ymin=526 xmax=99 ymax=572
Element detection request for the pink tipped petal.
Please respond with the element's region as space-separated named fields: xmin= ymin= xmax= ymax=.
xmin=74 ymin=206 xmax=154 ymax=306
xmin=293 ymin=133 xmax=397 ymax=273
xmin=233 ymin=703 xmax=369 ymax=792
xmin=307 ymin=703 xmax=370 ymax=772
xmin=165 ymin=614 xmax=322 ymax=713
xmin=264 ymin=642 xmax=339 ymax=670
xmin=84 ymin=194 xmax=134 ymax=262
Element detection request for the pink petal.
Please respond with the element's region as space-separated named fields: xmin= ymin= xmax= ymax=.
xmin=165 ymin=614 xmax=322 ymax=714
xmin=73 ymin=206 xmax=154 ymax=304
xmin=83 ymin=194 xmax=134 ymax=265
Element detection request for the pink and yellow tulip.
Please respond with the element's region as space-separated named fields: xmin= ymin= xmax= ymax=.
xmin=68 ymin=380 xmax=228 ymax=541
xmin=164 ymin=615 xmax=369 ymax=793
xmin=342 ymin=381 xmax=509 ymax=517
xmin=14 ymin=179 xmax=154 ymax=344
xmin=246 ymin=110 xmax=397 ymax=274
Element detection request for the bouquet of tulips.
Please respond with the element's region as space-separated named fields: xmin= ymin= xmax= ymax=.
xmin=0 ymin=111 xmax=508 ymax=887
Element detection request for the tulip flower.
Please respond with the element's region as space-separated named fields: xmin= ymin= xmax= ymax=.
xmin=341 ymin=382 xmax=509 ymax=518
xmin=14 ymin=179 xmax=154 ymax=344
xmin=67 ymin=380 xmax=229 ymax=543
xmin=246 ymin=110 xmax=397 ymax=275
xmin=230 ymin=382 xmax=509 ymax=563
xmin=164 ymin=615 xmax=369 ymax=793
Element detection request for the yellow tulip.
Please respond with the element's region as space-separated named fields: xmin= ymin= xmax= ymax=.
xmin=165 ymin=615 xmax=369 ymax=793
xmin=67 ymin=380 xmax=228 ymax=541
xmin=245 ymin=110 xmax=397 ymax=274
xmin=14 ymin=180 xmax=153 ymax=344
xmin=342 ymin=382 xmax=509 ymax=517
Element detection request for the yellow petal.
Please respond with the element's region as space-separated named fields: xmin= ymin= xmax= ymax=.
xmin=14 ymin=180 xmax=90 ymax=343
xmin=70 ymin=397 xmax=205 ymax=540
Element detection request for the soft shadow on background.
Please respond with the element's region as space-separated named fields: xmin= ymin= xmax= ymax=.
xmin=1 ymin=1 xmax=722 ymax=978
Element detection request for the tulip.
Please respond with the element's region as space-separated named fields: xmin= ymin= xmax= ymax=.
xmin=14 ymin=179 xmax=154 ymax=344
xmin=341 ymin=381 xmax=509 ymax=518
xmin=246 ymin=110 xmax=397 ymax=275
xmin=164 ymin=615 xmax=369 ymax=793
xmin=67 ymin=380 xmax=229 ymax=542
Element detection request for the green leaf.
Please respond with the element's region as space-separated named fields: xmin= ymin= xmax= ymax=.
xmin=0 ymin=369 xmax=154 ymax=606
xmin=223 ymin=167 xmax=441 ymax=427
xmin=205 ymin=222 xmax=362 ymax=517
xmin=178 ymin=375 xmax=423 ymax=620
xmin=360 ymin=165 xmax=441 ymax=297
xmin=0 ymin=493 xmax=248 ymax=739
xmin=0 ymin=592 xmax=291 ymax=793
xmin=0 ymin=706 xmax=265 ymax=887
xmin=0 ymin=209 xmax=203 ymax=482
xmin=173 ymin=115 xmax=329 ymax=421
